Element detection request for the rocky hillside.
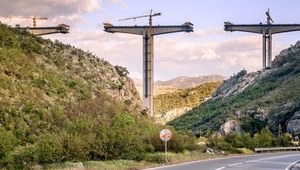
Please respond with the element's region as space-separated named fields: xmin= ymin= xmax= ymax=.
xmin=0 ymin=23 xmax=155 ymax=167
xmin=155 ymin=74 xmax=227 ymax=89
xmin=39 ymin=42 xmax=143 ymax=110
xmin=0 ymin=24 xmax=143 ymax=112
xmin=169 ymin=41 xmax=300 ymax=137
xmin=0 ymin=23 xmax=200 ymax=169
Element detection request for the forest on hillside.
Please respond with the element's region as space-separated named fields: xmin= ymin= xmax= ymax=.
xmin=154 ymin=82 xmax=222 ymax=114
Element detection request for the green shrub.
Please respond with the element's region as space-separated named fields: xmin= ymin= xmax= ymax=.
xmin=4 ymin=145 xmax=38 ymax=169
xmin=144 ymin=153 xmax=170 ymax=163
xmin=0 ymin=128 xmax=19 ymax=167
xmin=36 ymin=134 xmax=63 ymax=165
xmin=124 ymin=99 xmax=132 ymax=106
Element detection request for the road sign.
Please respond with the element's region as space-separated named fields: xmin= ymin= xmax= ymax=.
xmin=160 ymin=129 xmax=172 ymax=141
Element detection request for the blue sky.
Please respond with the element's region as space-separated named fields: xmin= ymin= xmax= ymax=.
xmin=1 ymin=0 xmax=300 ymax=80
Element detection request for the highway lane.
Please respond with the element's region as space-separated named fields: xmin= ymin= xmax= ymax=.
xmin=145 ymin=151 xmax=300 ymax=170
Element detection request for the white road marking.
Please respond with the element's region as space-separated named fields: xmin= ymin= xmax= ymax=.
xmin=228 ymin=162 xmax=243 ymax=166
xmin=145 ymin=152 xmax=300 ymax=170
xmin=214 ymin=154 xmax=300 ymax=170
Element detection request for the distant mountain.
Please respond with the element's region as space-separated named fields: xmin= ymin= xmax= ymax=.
xmin=155 ymin=74 xmax=228 ymax=89
xmin=132 ymin=75 xmax=227 ymax=97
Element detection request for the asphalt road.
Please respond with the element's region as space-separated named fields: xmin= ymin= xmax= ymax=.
xmin=145 ymin=151 xmax=300 ymax=170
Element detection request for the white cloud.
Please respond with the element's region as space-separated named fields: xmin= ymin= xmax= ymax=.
xmin=190 ymin=48 xmax=220 ymax=60
xmin=192 ymin=29 xmax=206 ymax=37
xmin=108 ymin=0 xmax=128 ymax=9
xmin=1 ymin=0 xmax=100 ymax=16
xmin=208 ymin=27 xmax=229 ymax=35
xmin=0 ymin=1 xmax=101 ymax=27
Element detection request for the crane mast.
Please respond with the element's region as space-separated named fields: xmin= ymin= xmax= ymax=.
xmin=266 ymin=8 xmax=274 ymax=24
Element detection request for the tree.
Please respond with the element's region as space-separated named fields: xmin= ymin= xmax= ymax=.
xmin=115 ymin=65 xmax=129 ymax=77
xmin=258 ymin=126 xmax=273 ymax=147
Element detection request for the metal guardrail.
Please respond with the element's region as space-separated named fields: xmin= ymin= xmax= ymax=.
xmin=255 ymin=147 xmax=300 ymax=153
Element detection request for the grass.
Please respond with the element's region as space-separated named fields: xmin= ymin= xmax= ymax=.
xmin=41 ymin=151 xmax=246 ymax=170
xmin=43 ymin=160 xmax=147 ymax=170
xmin=236 ymin=148 xmax=255 ymax=155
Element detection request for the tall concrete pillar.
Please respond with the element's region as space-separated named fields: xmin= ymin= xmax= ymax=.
xmin=262 ymin=30 xmax=266 ymax=69
xmin=149 ymin=35 xmax=154 ymax=117
xmin=268 ymin=29 xmax=272 ymax=68
xmin=142 ymin=32 xmax=154 ymax=116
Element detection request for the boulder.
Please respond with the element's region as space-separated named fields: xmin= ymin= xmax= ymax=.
xmin=220 ymin=120 xmax=240 ymax=135
xmin=287 ymin=111 xmax=300 ymax=136
xmin=205 ymin=148 xmax=215 ymax=154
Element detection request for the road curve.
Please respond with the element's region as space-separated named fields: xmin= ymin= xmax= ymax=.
xmin=144 ymin=151 xmax=300 ymax=170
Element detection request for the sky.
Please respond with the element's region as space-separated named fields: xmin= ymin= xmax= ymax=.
xmin=1 ymin=0 xmax=300 ymax=80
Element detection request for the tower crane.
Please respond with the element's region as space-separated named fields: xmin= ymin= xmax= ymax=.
xmin=119 ymin=10 xmax=161 ymax=42
xmin=119 ymin=10 xmax=161 ymax=24
xmin=104 ymin=10 xmax=193 ymax=117
xmin=266 ymin=8 xmax=274 ymax=24
xmin=0 ymin=15 xmax=48 ymax=27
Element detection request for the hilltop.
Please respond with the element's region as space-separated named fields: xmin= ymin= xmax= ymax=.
xmin=169 ymin=41 xmax=300 ymax=137
xmin=155 ymin=74 xmax=227 ymax=89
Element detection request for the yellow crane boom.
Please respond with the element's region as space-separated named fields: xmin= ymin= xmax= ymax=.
xmin=0 ymin=15 xmax=48 ymax=27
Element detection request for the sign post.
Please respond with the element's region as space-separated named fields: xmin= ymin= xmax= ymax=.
xmin=160 ymin=129 xmax=172 ymax=163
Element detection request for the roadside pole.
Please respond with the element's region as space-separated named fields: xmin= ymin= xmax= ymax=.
xmin=160 ymin=129 xmax=172 ymax=163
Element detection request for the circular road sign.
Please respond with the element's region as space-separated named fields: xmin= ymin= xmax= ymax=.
xmin=160 ymin=129 xmax=172 ymax=141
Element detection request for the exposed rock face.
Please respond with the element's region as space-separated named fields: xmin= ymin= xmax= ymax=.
xmin=287 ymin=111 xmax=300 ymax=136
xmin=212 ymin=69 xmax=273 ymax=99
xmin=154 ymin=107 xmax=192 ymax=125
xmin=219 ymin=120 xmax=241 ymax=135
xmin=272 ymin=41 xmax=300 ymax=67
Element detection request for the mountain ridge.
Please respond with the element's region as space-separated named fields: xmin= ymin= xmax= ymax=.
xmin=155 ymin=74 xmax=227 ymax=89
xmin=132 ymin=74 xmax=227 ymax=90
